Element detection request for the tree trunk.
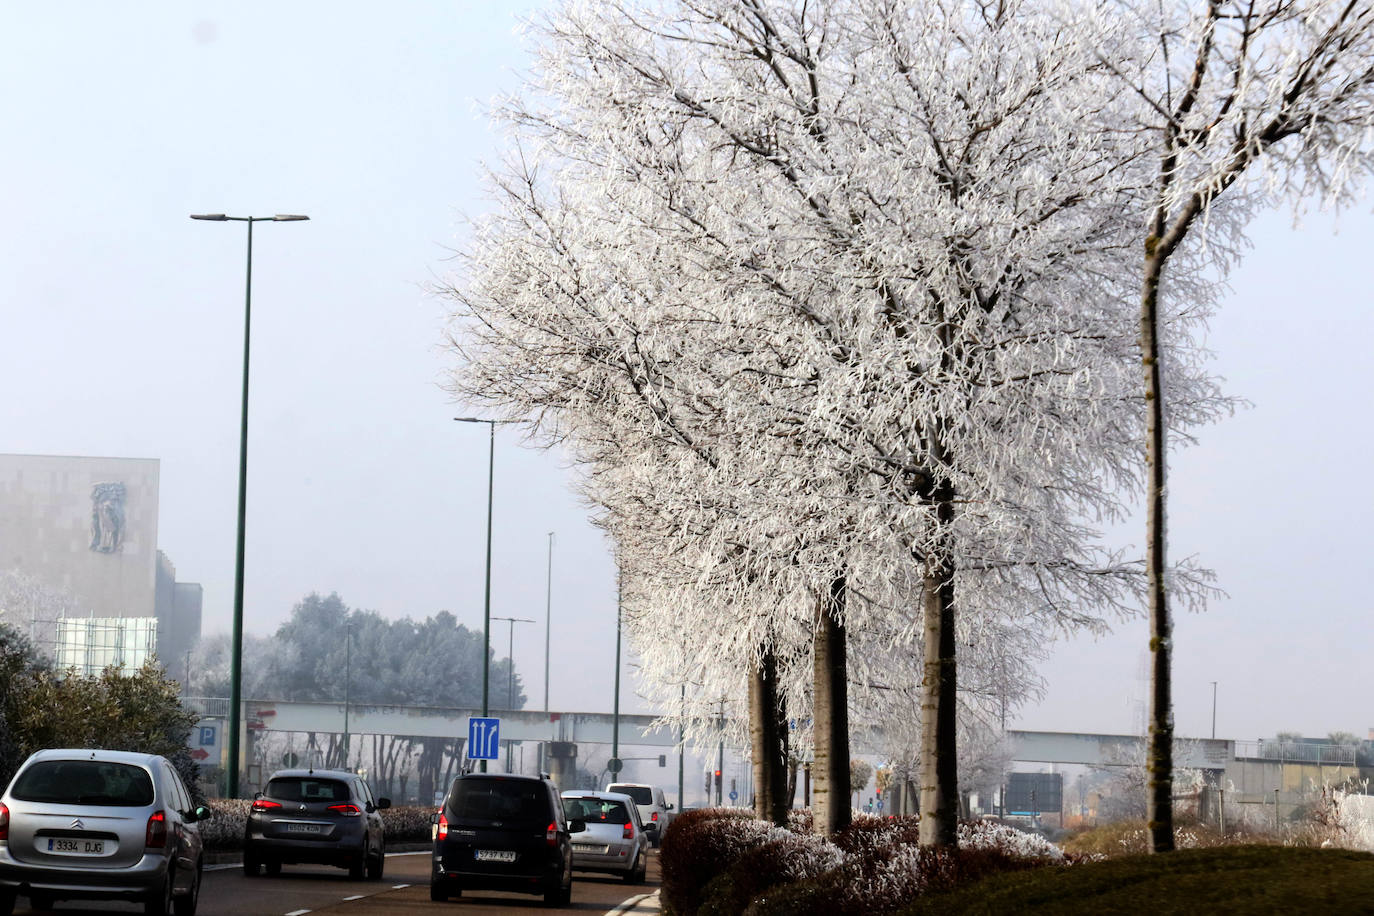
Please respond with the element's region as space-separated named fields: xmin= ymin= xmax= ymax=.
xmin=749 ymin=647 xmax=790 ymax=826
xmin=918 ymin=524 xmax=958 ymax=847
xmin=1141 ymin=249 xmax=1175 ymax=853
xmin=812 ymin=576 xmax=851 ymax=837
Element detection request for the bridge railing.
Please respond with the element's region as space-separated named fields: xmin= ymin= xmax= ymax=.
xmin=1232 ymin=740 xmax=1355 ymax=766
xmin=182 ymin=696 xmax=229 ymax=717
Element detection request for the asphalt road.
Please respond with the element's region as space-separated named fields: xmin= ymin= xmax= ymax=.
xmin=7 ymin=850 xmax=662 ymax=916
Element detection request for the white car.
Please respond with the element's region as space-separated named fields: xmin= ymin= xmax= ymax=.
xmin=604 ymin=783 xmax=674 ymax=848
xmin=560 ymin=791 xmax=648 ymax=883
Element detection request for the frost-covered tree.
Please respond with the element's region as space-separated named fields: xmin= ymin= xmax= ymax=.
xmin=1099 ymin=0 xmax=1374 ymax=852
xmin=445 ymin=0 xmax=1224 ymax=845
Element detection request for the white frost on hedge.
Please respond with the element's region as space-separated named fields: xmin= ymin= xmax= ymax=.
xmin=958 ymin=820 xmax=1066 ymax=862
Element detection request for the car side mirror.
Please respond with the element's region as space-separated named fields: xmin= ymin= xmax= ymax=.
xmin=377 ymin=798 xmax=391 ymax=810
xmin=253 ymin=791 xmax=263 ymax=800
xmin=193 ymin=806 xmax=212 ymax=822
xmin=569 ymin=819 xmax=587 ymax=834
xmin=430 ymin=812 xmax=439 ymax=825
xmin=666 ymin=803 xmax=674 ymax=810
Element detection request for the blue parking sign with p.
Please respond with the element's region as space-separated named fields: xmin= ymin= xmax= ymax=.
xmin=198 ymin=725 xmax=216 ymax=746
xmin=467 ymin=717 xmax=501 ymax=760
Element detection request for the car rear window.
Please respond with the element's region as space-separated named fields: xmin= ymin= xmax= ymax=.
xmin=264 ymin=777 xmax=350 ymax=803
xmin=564 ymin=797 xmax=632 ymax=823
xmin=448 ymin=778 xmax=549 ymax=822
xmin=608 ymin=785 xmax=653 ymax=805
xmin=11 ymin=760 xmax=155 ymax=807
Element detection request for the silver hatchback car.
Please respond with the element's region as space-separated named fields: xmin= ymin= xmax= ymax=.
xmin=560 ymin=790 xmax=648 ymax=883
xmin=0 ymin=748 xmax=208 ymax=916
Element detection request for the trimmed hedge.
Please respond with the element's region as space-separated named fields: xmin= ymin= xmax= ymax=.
xmin=198 ymin=799 xmax=434 ymax=852
xmin=660 ymin=807 xmax=776 ymax=915
xmin=699 ymin=830 xmax=844 ymax=915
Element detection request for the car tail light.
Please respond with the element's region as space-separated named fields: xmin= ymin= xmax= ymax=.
xmin=651 ymin=811 xmax=659 ymax=822
xmin=623 ymin=822 xmax=634 ymax=840
xmin=437 ymin=812 xmax=449 ymax=841
xmin=545 ymin=821 xmax=558 ymax=847
xmin=251 ymin=799 xmax=282 ymax=812
xmin=0 ymin=802 xmax=9 ymax=842
xmin=145 ymin=810 xmax=167 ymax=848
xmin=326 ymin=803 xmax=362 ymax=816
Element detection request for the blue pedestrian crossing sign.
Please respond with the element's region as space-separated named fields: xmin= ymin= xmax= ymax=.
xmin=467 ymin=717 xmax=501 ymax=760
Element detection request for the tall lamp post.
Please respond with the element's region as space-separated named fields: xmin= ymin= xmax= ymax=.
xmin=453 ymin=416 xmax=511 ymax=772
xmin=490 ymin=616 xmax=535 ymax=709
xmin=191 ymin=212 xmax=309 ymax=798
xmin=543 ymin=532 xmax=554 ymax=713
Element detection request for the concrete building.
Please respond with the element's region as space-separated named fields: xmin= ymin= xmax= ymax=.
xmin=0 ymin=453 xmax=201 ymax=674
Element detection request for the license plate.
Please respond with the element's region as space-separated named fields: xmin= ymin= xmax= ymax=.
xmin=48 ymin=838 xmax=105 ymax=855
xmin=573 ymin=844 xmax=606 ymax=853
xmin=474 ymin=849 xmax=517 ymax=863
xmin=284 ymin=823 xmax=323 ymax=834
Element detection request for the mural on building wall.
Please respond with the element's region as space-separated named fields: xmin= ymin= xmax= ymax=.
xmin=90 ymin=482 xmax=127 ymax=553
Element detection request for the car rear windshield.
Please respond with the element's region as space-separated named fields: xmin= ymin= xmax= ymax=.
xmin=608 ymin=785 xmax=653 ymax=805
xmin=11 ymin=760 xmax=155 ymax=807
xmin=564 ymin=797 xmax=632 ymax=823
xmin=264 ymin=777 xmax=350 ymax=803
xmin=448 ymin=778 xmax=549 ymax=822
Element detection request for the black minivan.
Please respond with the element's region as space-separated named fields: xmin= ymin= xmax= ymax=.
xmin=429 ymin=774 xmax=585 ymax=906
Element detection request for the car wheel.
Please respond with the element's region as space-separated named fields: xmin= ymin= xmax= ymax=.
xmin=0 ymin=888 xmax=15 ymax=916
xmin=624 ymin=851 xmax=646 ymax=884
xmin=348 ymin=847 xmax=366 ymax=881
xmin=366 ymin=843 xmax=385 ymax=881
xmin=144 ymin=865 xmax=174 ymax=916
xmin=429 ymin=879 xmax=449 ymax=902
xmin=265 ymin=859 xmax=282 ymax=876
xmin=173 ymin=860 xmax=201 ymax=916
xmin=243 ymin=846 xmax=261 ymax=878
xmin=29 ymin=893 xmax=54 ymax=911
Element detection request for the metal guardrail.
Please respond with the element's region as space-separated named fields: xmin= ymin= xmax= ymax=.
xmin=1232 ymin=740 xmax=1356 ymax=766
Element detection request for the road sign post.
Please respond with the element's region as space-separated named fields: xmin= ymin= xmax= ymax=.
xmin=467 ymin=717 xmax=501 ymax=761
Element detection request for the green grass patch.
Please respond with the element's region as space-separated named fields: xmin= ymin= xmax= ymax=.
xmin=900 ymin=845 xmax=1374 ymax=915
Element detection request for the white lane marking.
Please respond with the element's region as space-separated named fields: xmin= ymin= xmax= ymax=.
xmin=343 ymin=895 xmax=365 ymax=901
xmin=384 ymin=850 xmax=428 ymax=857
xmin=391 ymin=883 xmax=411 ymax=889
xmin=605 ymin=891 xmax=656 ymax=915
xmin=284 ymin=910 xmax=312 ymax=916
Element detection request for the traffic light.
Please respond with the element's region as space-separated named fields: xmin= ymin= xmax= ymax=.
xmin=714 ymin=769 xmax=722 ymax=789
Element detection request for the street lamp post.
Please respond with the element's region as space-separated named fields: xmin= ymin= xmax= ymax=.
xmin=491 ymin=616 xmax=535 ymax=709
xmin=544 ymin=532 xmax=553 ymax=713
xmin=1211 ymin=681 xmax=1218 ymax=739
xmin=453 ymin=416 xmax=513 ymax=772
xmin=343 ymin=622 xmax=353 ymax=770
xmin=191 ymin=212 xmax=308 ymax=798
xmin=611 ymin=564 xmax=622 ymax=778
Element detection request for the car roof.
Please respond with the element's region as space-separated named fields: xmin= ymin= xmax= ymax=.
xmin=562 ymin=790 xmax=636 ymax=802
xmin=453 ymin=773 xmax=549 ymax=784
xmin=25 ymin=748 xmax=164 ymax=767
xmin=266 ymin=768 xmax=359 ymax=781
xmin=605 ymin=782 xmax=656 ymax=789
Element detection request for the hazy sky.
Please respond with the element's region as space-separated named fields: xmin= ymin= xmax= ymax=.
xmin=3 ymin=2 xmax=1370 ymax=747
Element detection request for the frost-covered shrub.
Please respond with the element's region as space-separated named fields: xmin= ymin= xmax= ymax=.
xmin=660 ymin=807 xmax=773 ymax=915
xmin=197 ymin=800 xmax=435 ymax=852
xmin=200 ymin=799 xmax=251 ymax=851
xmin=745 ymin=819 xmax=1060 ymax=916
xmin=698 ymin=830 xmax=845 ymax=916
xmin=958 ymin=818 xmax=1064 ymax=862
xmin=833 ymin=815 xmax=923 ymax=859
xmin=381 ymin=805 xmax=436 ymax=843
xmin=786 ymin=807 xmax=814 ymax=835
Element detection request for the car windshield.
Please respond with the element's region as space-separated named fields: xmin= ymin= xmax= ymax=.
xmin=608 ymin=785 xmax=653 ymax=805
xmin=11 ymin=760 xmax=155 ymax=806
xmin=264 ymin=777 xmax=350 ymax=803
xmin=563 ymin=798 xmax=631 ymax=823
xmin=448 ymin=778 xmax=548 ymax=822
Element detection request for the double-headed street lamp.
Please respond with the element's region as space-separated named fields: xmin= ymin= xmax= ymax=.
xmin=191 ymin=213 xmax=309 ymax=797
xmin=491 ymin=615 xmax=535 ymax=713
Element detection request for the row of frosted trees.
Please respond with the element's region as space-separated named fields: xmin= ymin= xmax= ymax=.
xmin=443 ymin=0 xmax=1374 ymax=851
